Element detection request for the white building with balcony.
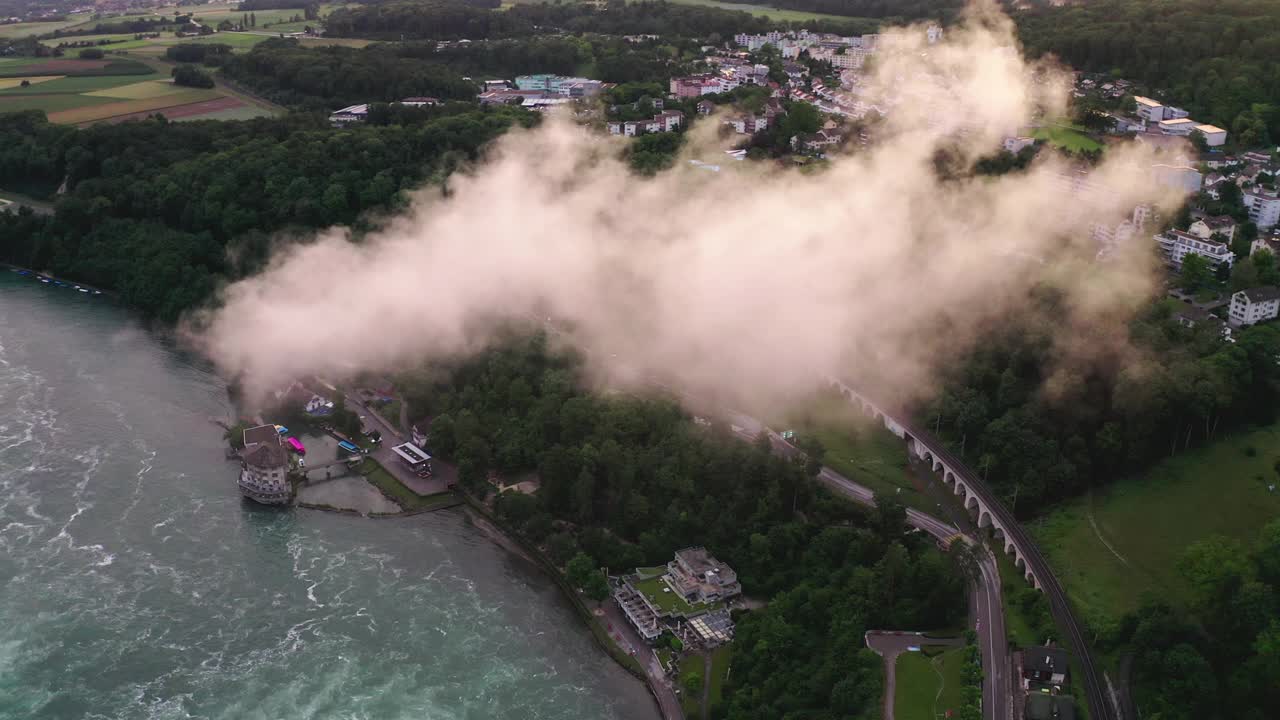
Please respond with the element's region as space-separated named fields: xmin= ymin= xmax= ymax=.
xmin=1157 ymin=229 xmax=1234 ymax=268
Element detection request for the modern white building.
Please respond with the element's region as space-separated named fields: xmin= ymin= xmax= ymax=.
xmin=1133 ymin=96 xmax=1165 ymax=123
xmin=1229 ymin=286 xmax=1280 ymax=326
xmin=1245 ymin=189 xmax=1280 ymax=229
xmin=1158 ymin=117 xmax=1197 ymax=136
xmin=238 ymin=425 xmax=291 ymax=505
xmin=1157 ymin=229 xmax=1234 ymax=268
xmin=1195 ymin=124 xmax=1227 ymax=146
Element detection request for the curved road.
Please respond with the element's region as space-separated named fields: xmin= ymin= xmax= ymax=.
xmin=866 ymin=405 xmax=1112 ymax=720
xmin=723 ymin=411 xmax=1009 ymax=720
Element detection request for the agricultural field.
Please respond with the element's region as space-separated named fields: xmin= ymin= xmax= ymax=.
xmin=0 ymin=56 xmax=272 ymax=124
xmin=0 ymin=12 xmax=95 ymax=39
xmin=1030 ymin=422 xmax=1280 ymax=629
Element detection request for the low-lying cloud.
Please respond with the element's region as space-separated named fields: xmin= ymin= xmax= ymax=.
xmin=192 ymin=1 xmax=1184 ymax=413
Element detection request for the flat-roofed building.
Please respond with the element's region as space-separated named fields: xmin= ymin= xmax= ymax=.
xmin=1195 ymin=123 xmax=1227 ymax=146
xmin=1133 ymin=95 xmax=1164 ymax=122
xmin=1158 ymin=117 xmax=1197 ymax=135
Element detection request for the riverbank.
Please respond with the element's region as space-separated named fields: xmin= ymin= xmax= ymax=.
xmin=456 ymin=490 xmax=679 ymax=720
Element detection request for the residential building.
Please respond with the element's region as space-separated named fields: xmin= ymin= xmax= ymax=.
xmin=607 ymin=110 xmax=683 ymax=137
xmin=670 ymin=75 xmax=721 ymax=98
xmin=1195 ymin=123 xmax=1227 ymax=146
xmin=1175 ymin=305 xmax=1233 ymax=342
xmin=1229 ymin=286 xmax=1280 ymax=326
xmin=613 ymin=584 xmax=662 ymax=641
xmin=238 ymin=425 xmax=291 ymax=505
xmin=1251 ymin=236 xmax=1280 ymax=257
xmin=1023 ymin=646 xmax=1070 ymax=689
xmin=696 ymin=99 xmax=715 ymax=115
xmin=666 ymin=547 xmax=741 ymax=605
xmin=1189 ymin=215 xmax=1237 ymax=241
xmin=1157 ymin=229 xmax=1234 ymax=268
xmin=724 ymin=114 xmax=768 ymax=134
xmin=1245 ymin=188 xmax=1280 ymax=229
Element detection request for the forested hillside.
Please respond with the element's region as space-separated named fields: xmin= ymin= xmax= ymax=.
xmin=0 ymin=107 xmax=533 ymax=319
xmin=1015 ymin=0 xmax=1280 ymax=146
xmin=921 ymin=291 xmax=1280 ymax=514
xmin=220 ymin=39 xmax=480 ymax=110
xmin=400 ymin=335 xmax=969 ymax=718
xmin=323 ymin=0 xmax=875 ymax=41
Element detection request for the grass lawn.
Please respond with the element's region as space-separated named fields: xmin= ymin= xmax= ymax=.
xmin=632 ymin=574 xmax=697 ymax=615
xmin=934 ymin=647 xmax=966 ymax=717
xmin=894 ymin=651 xmax=939 ymax=720
xmin=995 ymin=551 xmax=1041 ymax=648
xmin=357 ymin=458 xmax=460 ymax=512
xmin=707 ymin=645 xmax=732 ymax=711
xmin=659 ymin=0 xmax=869 ymax=23
xmin=679 ymin=654 xmax=707 ymax=718
xmin=895 ymin=647 xmax=967 ymax=720
xmin=1029 ymin=124 xmax=1102 ymax=153
xmin=1030 ymin=422 xmax=1280 ymax=629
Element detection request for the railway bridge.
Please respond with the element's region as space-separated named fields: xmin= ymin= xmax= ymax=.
xmin=824 ymin=377 xmax=1115 ymax=720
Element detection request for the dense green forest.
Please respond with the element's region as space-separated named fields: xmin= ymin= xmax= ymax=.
xmin=921 ymin=290 xmax=1280 ymax=514
xmin=1106 ymin=521 xmax=1280 ymax=720
xmin=397 ymin=334 xmax=968 ymax=719
xmin=0 ymin=107 xmax=533 ymax=319
xmin=217 ymin=35 xmax=698 ymax=110
xmin=1014 ymin=0 xmax=1280 ymax=147
xmin=323 ymin=0 xmax=876 ymax=42
xmin=770 ymin=0 xmax=960 ymax=20
xmin=220 ymin=39 xmax=481 ymax=110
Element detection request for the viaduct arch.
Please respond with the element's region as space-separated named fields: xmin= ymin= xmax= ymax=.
xmin=824 ymin=378 xmax=1114 ymax=720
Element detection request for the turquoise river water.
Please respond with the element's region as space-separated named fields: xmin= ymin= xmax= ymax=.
xmin=0 ymin=272 xmax=658 ymax=720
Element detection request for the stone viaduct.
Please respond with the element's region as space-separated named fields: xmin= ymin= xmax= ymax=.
xmin=824 ymin=377 xmax=1114 ymax=720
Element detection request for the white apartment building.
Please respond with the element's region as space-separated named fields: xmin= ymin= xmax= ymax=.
xmin=1229 ymin=286 xmax=1280 ymax=327
xmin=1158 ymin=229 xmax=1234 ymax=268
xmin=1158 ymin=117 xmax=1197 ymax=135
xmin=1134 ymin=96 xmax=1165 ymax=123
xmin=1245 ymin=189 xmax=1280 ymax=229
